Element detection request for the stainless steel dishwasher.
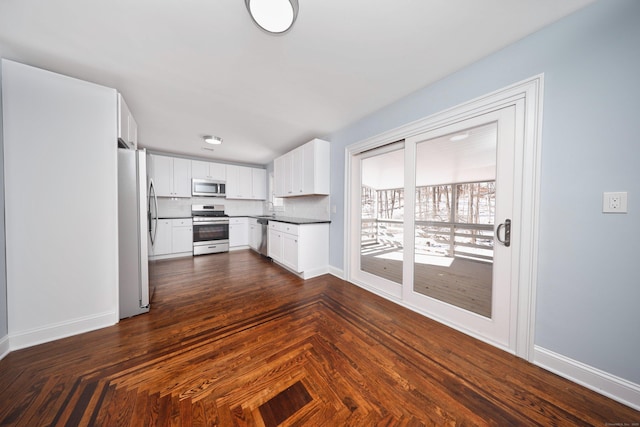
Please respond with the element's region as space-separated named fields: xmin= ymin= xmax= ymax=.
xmin=257 ymin=217 xmax=269 ymax=257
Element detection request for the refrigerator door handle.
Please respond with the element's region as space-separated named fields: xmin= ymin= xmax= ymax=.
xmin=148 ymin=179 xmax=158 ymax=246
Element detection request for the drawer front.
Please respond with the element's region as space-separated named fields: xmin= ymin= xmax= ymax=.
xmin=270 ymin=221 xmax=298 ymax=236
xmin=280 ymin=223 xmax=298 ymax=236
xmin=230 ymin=217 xmax=248 ymax=225
xmin=172 ymin=218 xmax=193 ymax=227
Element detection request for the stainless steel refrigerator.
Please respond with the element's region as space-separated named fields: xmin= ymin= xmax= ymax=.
xmin=118 ymin=148 xmax=153 ymax=318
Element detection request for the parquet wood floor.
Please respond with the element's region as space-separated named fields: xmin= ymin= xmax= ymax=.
xmin=0 ymin=250 xmax=637 ymax=425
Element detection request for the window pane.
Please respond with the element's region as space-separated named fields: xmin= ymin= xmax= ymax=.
xmin=360 ymin=147 xmax=404 ymax=285
xmin=414 ymin=122 xmax=497 ymax=318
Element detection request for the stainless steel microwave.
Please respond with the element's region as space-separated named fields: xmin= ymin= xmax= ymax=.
xmin=192 ymin=179 xmax=226 ymax=197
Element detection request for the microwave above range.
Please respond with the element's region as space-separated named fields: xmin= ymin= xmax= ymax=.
xmin=192 ymin=178 xmax=226 ymax=197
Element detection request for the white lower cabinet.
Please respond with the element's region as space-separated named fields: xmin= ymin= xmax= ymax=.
xmin=267 ymin=221 xmax=329 ymax=279
xmin=150 ymin=218 xmax=192 ymax=259
xmin=153 ymin=219 xmax=173 ymax=256
xmin=229 ymin=217 xmax=249 ymax=249
xmin=171 ymin=219 xmax=193 ymax=254
xmin=268 ymin=227 xmax=282 ymax=260
xmin=249 ymin=218 xmax=260 ymax=251
xmin=281 ymin=232 xmax=299 ymax=271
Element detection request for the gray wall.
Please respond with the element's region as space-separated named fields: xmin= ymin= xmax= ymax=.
xmin=3 ymin=60 xmax=119 ymax=349
xmin=0 ymin=62 xmax=7 ymax=351
xmin=327 ymin=0 xmax=640 ymax=384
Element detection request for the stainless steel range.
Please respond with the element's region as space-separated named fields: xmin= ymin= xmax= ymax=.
xmin=191 ymin=204 xmax=229 ymax=255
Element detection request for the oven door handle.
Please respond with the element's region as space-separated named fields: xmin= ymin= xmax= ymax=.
xmin=193 ymin=221 xmax=230 ymax=225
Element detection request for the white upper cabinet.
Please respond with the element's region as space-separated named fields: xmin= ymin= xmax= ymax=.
xmin=252 ymin=168 xmax=267 ymax=200
xmin=302 ymin=140 xmax=328 ymax=194
xmin=191 ymin=160 xmax=210 ymax=180
xmin=274 ymin=156 xmax=286 ymax=197
xmin=226 ymin=165 xmax=266 ymax=200
xmin=149 ymin=154 xmax=192 ymax=197
xmin=149 ymin=155 xmax=172 ymax=197
xmin=274 ymin=138 xmax=330 ymax=197
xmin=289 ymin=147 xmax=302 ymax=195
xmin=172 ymin=158 xmax=192 ymax=197
xmin=209 ymin=163 xmax=226 ymax=181
xmin=226 ymin=165 xmax=252 ymax=199
xmin=191 ymin=160 xmax=226 ymax=181
xmin=117 ymin=93 xmax=138 ymax=150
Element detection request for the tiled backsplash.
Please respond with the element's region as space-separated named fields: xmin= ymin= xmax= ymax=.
xmin=157 ymin=197 xmax=263 ymax=218
xmin=158 ymin=196 xmax=330 ymax=219
xmin=280 ymin=195 xmax=330 ymax=220
xmin=157 ymin=195 xmax=330 ymax=220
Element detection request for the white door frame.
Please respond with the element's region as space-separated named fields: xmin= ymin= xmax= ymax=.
xmin=344 ymin=75 xmax=544 ymax=360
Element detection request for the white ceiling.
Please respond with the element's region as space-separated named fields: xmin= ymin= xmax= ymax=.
xmin=0 ymin=0 xmax=594 ymax=166
xmin=362 ymin=122 xmax=497 ymax=190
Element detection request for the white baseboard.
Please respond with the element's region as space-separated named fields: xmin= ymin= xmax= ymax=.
xmin=301 ymin=266 xmax=330 ymax=280
xmin=149 ymin=252 xmax=193 ymax=261
xmin=328 ymin=265 xmax=345 ymax=279
xmin=0 ymin=334 xmax=10 ymax=360
xmin=9 ymin=311 xmax=117 ymax=352
xmin=534 ymin=345 xmax=640 ymax=411
xmin=269 ymin=259 xmax=333 ymax=280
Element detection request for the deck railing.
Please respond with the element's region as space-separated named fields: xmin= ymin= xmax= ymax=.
xmin=361 ymin=218 xmax=494 ymax=263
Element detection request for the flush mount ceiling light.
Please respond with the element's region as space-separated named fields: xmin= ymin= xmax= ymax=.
xmin=245 ymin=0 xmax=299 ymax=35
xmin=203 ymin=135 xmax=223 ymax=145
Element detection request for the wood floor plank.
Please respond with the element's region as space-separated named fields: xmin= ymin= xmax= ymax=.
xmin=361 ymin=246 xmax=492 ymax=317
xmin=0 ymin=250 xmax=637 ymax=426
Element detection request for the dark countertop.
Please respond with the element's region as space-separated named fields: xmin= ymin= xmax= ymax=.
xmin=250 ymin=215 xmax=331 ymax=225
xmin=162 ymin=215 xmax=330 ymax=225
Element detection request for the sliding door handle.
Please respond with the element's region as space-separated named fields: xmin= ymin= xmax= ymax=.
xmin=496 ymin=219 xmax=511 ymax=247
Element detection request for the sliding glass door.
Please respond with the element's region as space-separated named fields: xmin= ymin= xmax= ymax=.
xmin=350 ymin=141 xmax=405 ymax=298
xmin=411 ymin=122 xmax=497 ymax=318
xmin=349 ymin=105 xmax=521 ymax=350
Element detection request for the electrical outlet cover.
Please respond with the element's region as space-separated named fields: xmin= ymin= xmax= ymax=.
xmin=603 ymin=191 xmax=628 ymax=213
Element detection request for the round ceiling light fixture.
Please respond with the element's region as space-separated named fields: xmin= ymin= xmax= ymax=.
xmin=245 ymin=0 xmax=299 ymax=35
xmin=203 ymin=135 xmax=223 ymax=145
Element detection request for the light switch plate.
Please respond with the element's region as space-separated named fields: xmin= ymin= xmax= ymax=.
xmin=603 ymin=191 xmax=628 ymax=213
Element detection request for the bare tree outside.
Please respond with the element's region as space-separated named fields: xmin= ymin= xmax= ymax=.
xmin=362 ymin=180 xmax=495 ymax=262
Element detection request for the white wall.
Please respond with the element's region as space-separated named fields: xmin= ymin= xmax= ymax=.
xmin=327 ymin=0 xmax=640 ymax=407
xmin=2 ymin=60 xmax=119 ymax=349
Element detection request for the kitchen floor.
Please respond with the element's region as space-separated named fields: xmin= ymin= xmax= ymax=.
xmin=0 ymin=250 xmax=637 ymax=425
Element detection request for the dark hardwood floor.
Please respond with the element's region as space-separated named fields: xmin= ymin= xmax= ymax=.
xmin=0 ymin=250 xmax=637 ymax=425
